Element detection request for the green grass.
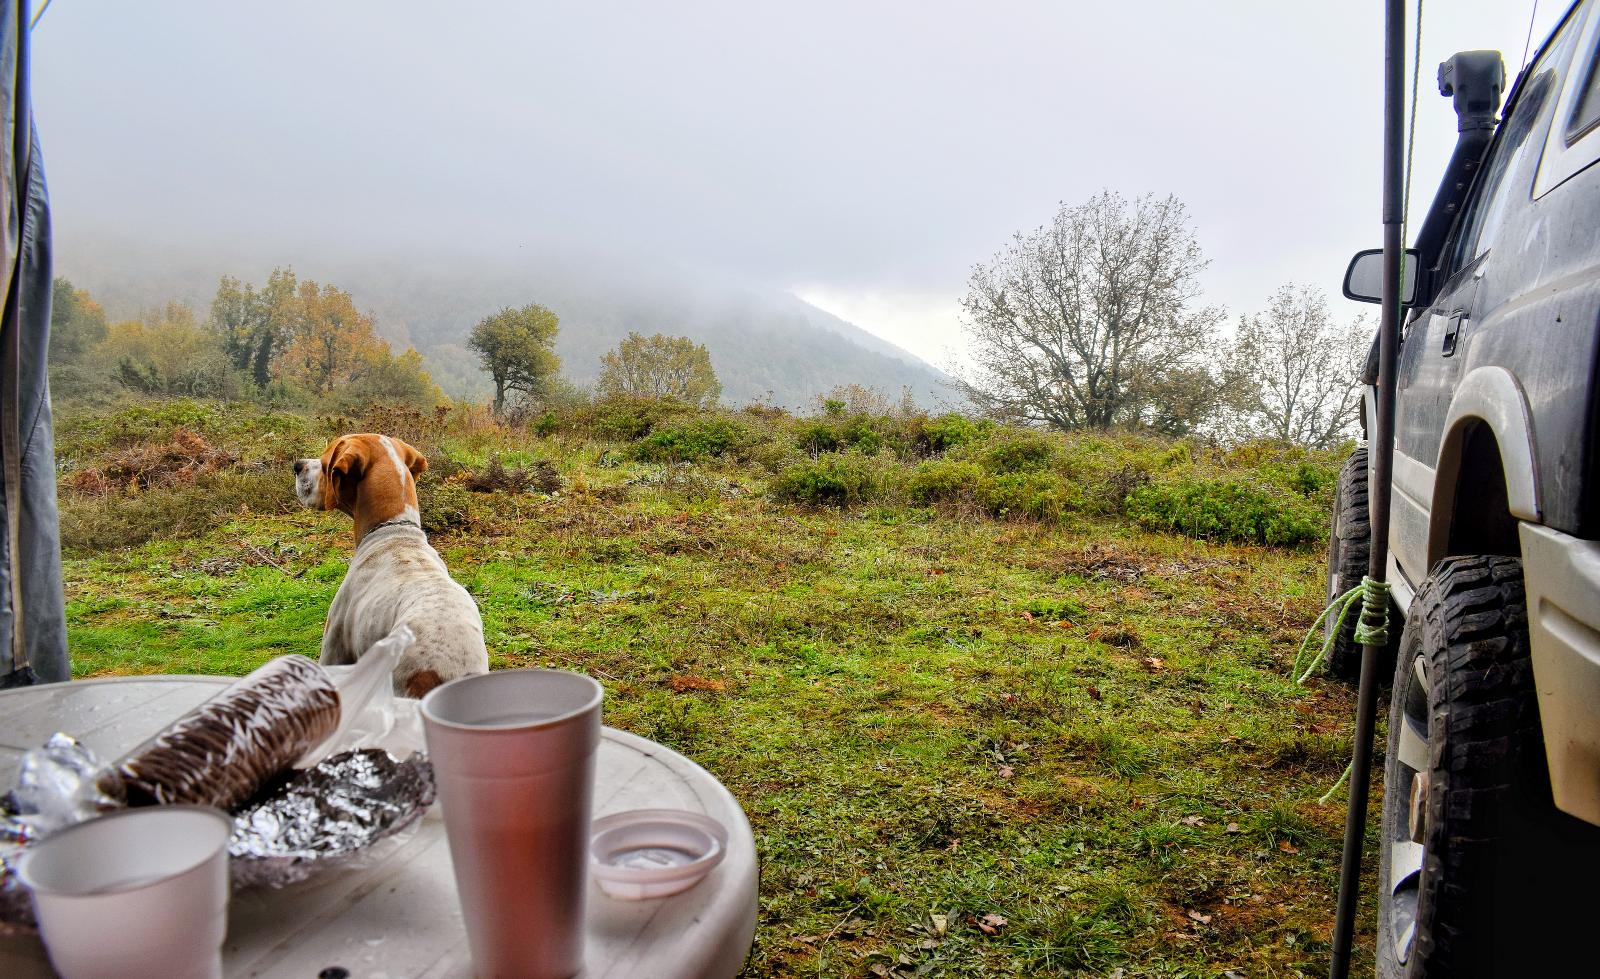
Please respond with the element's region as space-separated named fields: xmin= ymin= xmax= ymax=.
xmin=56 ymin=400 xmax=1376 ymax=977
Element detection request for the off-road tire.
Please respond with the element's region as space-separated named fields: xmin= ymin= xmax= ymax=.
xmin=1376 ymin=555 xmax=1600 ymax=978
xmin=1324 ymin=445 xmax=1381 ymax=681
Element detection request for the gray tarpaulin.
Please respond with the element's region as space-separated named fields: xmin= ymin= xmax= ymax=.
xmin=0 ymin=0 xmax=66 ymax=685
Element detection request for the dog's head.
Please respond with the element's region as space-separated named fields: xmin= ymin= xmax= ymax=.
xmin=294 ymin=434 xmax=428 ymax=526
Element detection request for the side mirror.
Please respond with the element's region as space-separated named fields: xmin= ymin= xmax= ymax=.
xmin=1342 ymin=248 xmax=1421 ymax=306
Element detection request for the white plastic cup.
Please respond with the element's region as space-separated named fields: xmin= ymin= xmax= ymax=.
xmin=422 ymin=669 xmax=603 ymax=979
xmin=17 ymin=805 xmax=234 ymax=979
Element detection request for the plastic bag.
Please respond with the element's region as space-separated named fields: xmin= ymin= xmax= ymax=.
xmin=302 ymin=623 xmax=417 ymax=766
xmin=116 ymin=655 xmax=341 ymax=810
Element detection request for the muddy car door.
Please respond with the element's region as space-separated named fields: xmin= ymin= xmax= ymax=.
xmin=1391 ymin=46 xmax=1570 ymax=585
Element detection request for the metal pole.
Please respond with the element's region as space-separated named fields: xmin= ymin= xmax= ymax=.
xmin=1329 ymin=2 xmax=1404 ymax=976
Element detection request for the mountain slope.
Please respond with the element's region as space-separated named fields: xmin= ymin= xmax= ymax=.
xmin=57 ymin=243 xmax=955 ymax=409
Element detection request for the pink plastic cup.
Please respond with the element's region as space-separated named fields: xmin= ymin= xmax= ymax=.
xmin=422 ymin=669 xmax=602 ymax=979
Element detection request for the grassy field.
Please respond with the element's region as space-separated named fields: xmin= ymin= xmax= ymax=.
xmin=54 ymin=399 xmax=1375 ymax=977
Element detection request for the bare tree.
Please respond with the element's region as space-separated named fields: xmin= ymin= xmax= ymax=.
xmin=1224 ymin=284 xmax=1367 ymax=448
xmin=957 ymin=191 xmax=1222 ymax=431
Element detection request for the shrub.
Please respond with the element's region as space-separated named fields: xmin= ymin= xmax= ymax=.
xmin=906 ymin=460 xmax=990 ymax=504
xmin=916 ymin=414 xmax=989 ymax=454
xmin=981 ymin=471 xmax=1080 ymax=522
xmin=793 ymin=420 xmax=840 ymax=454
xmin=586 ymin=394 xmax=694 ymax=441
xmin=978 ymin=430 xmax=1057 ymax=473
xmin=767 ymin=453 xmax=887 ymax=506
xmin=632 ymin=417 xmax=755 ymax=463
xmin=1125 ymin=476 xmax=1326 ymax=547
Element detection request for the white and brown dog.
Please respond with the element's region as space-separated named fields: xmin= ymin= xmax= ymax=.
xmin=295 ymin=433 xmax=488 ymax=698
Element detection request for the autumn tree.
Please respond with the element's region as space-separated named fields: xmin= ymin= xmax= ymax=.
xmin=277 ymin=281 xmax=388 ymax=396
xmin=48 ymin=278 xmax=109 ymax=364
xmin=468 ymin=303 xmax=562 ymax=414
xmin=207 ymin=267 xmax=300 ymax=387
xmin=1223 ymin=284 xmax=1367 ymax=448
xmin=958 ymin=191 xmax=1222 ymax=431
xmin=103 ymin=302 xmax=239 ymax=398
xmin=596 ymin=332 xmax=721 ymax=406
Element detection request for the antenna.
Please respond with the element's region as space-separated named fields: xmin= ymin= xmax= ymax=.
xmin=1521 ymin=0 xmax=1542 ymax=72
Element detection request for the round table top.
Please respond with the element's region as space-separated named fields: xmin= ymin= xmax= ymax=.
xmin=0 ymin=675 xmax=757 ymax=979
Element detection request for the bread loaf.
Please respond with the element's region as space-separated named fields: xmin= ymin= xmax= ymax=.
xmin=117 ymin=656 xmax=341 ymax=810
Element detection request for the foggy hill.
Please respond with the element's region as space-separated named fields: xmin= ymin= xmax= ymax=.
xmin=55 ymin=242 xmax=956 ymax=410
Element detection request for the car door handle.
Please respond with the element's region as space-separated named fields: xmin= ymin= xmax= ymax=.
xmin=1442 ymin=311 xmax=1467 ymax=356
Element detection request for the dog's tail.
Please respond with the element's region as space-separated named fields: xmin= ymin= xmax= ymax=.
xmin=404 ymin=669 xmax=445 ymax=699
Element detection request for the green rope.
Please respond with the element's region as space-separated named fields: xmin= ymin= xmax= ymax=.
xmin=1292 ymin=576 xmax=1392 ymax=684
xmin=1292 ymin=576 xmax=1393 ymax=802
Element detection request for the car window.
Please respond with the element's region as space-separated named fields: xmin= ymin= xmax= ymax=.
xmin=1448 ymin=64 xmax=1561 ymax=273
xmin=1535 ymin=1 xmax=1600 ymax=197
xmin=1570 ymin=44 xmax=1600 ymax=140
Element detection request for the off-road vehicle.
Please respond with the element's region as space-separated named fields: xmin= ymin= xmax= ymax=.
xmin=1333 ymin=2 xmax=1600 ymax=974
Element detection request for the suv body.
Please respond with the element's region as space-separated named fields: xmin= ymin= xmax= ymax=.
xmin=1353 ymin=0 xmax=1600 ymax=829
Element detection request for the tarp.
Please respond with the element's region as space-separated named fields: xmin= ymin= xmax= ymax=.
xmin=0 ymin=0 xmax=66 ymax=685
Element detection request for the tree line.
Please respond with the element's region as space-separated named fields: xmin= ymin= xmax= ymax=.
xmin=959 ymin=190 xmax=1368 ymax=449
xmin=47 ymin=271 xmax=725 ymax=417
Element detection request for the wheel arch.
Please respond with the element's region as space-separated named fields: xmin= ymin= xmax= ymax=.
xmin=1427 ymin=367 xmax=1541 ymax=568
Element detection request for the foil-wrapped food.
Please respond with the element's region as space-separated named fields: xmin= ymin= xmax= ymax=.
xmin=115 ymin=655 xmax=342 ymax=809
xmin=2 ymin=652 xmax=435 ymax=931
xmin=230 ymin=748 xmax=435 ymax=888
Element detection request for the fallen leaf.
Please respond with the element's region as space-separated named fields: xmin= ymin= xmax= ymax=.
xmin=1226 ymin=822 xmax=1241 ymax=834
xmin=1179 ymin=815 xmax=1204 ymax=827
xmin=929 ymin=913 xmax=949 ymax=937
xmin=1278 ymin=840 xmax=1299 ymax=854
xmin=975 ymin=913 xmax=1008 ymax=935
xmin=1086 ymin=685 xmax=1103 ymax=701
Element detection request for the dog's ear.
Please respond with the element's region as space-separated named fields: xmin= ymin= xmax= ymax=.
xmin=394 ymin=438 xmax=429 ymax=478
xmin=321 ymin=435 xmax=365 ymax=511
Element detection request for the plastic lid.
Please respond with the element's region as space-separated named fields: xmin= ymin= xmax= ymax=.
xmin=589 ymin=809 xmax=728 ymax=900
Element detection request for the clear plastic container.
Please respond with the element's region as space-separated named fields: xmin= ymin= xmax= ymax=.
xmin=588 ymin=809 xmax=727 ymax=900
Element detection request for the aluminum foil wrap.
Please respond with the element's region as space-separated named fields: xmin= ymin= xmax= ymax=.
xmin=0 ymin=735 xmax=124 ymax=935
xmin=229 ymin=748 xmax=435 ymax=889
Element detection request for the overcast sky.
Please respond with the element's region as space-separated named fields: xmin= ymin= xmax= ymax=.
xmin=32 ymin=0 xmax=1566 ymax=369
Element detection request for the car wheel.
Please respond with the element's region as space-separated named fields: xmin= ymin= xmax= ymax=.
xmin=1324 ymin=445 xmax=1385 ymax=681
xmin=1376 ymin=555 xmax=1600 ymax=978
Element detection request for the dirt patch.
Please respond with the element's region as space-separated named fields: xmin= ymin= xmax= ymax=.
xmin=1031 ymin=542 xmax=1238 ymax=585
xmin=463 ymin=456 xmax=562 ymax=494
xmin=62 ymin=428 xmax=236 ymax=495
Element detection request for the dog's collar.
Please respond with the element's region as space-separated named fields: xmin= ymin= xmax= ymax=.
xmin=356 ymin=515 xmax=426 ymax=552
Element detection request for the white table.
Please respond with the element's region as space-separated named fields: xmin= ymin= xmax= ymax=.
xmin=0 ymin=676 xmax=758 ymax=978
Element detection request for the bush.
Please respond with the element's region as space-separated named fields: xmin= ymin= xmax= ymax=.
xmin=767 ymin=453 xmax=887 ymax=506
xmin=978 ymin=430 xmax=1057 ymax=473
xmin=632 ymin=417 xmax=755 ymax=463
xmin=906 ymin=459 xmax=990 ymax=504
xmin=982 ymin=471 xmax=1080 ymax=522
xmin=917 ymin=414 xmax=989 ymax=454
xmin=585 ymin=394 xmax=694 ymax=441
xmin=793 ymin=420 xmax=840 ymax=454
xmin=1125 ymin=476 xmax=1326 ymax=547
